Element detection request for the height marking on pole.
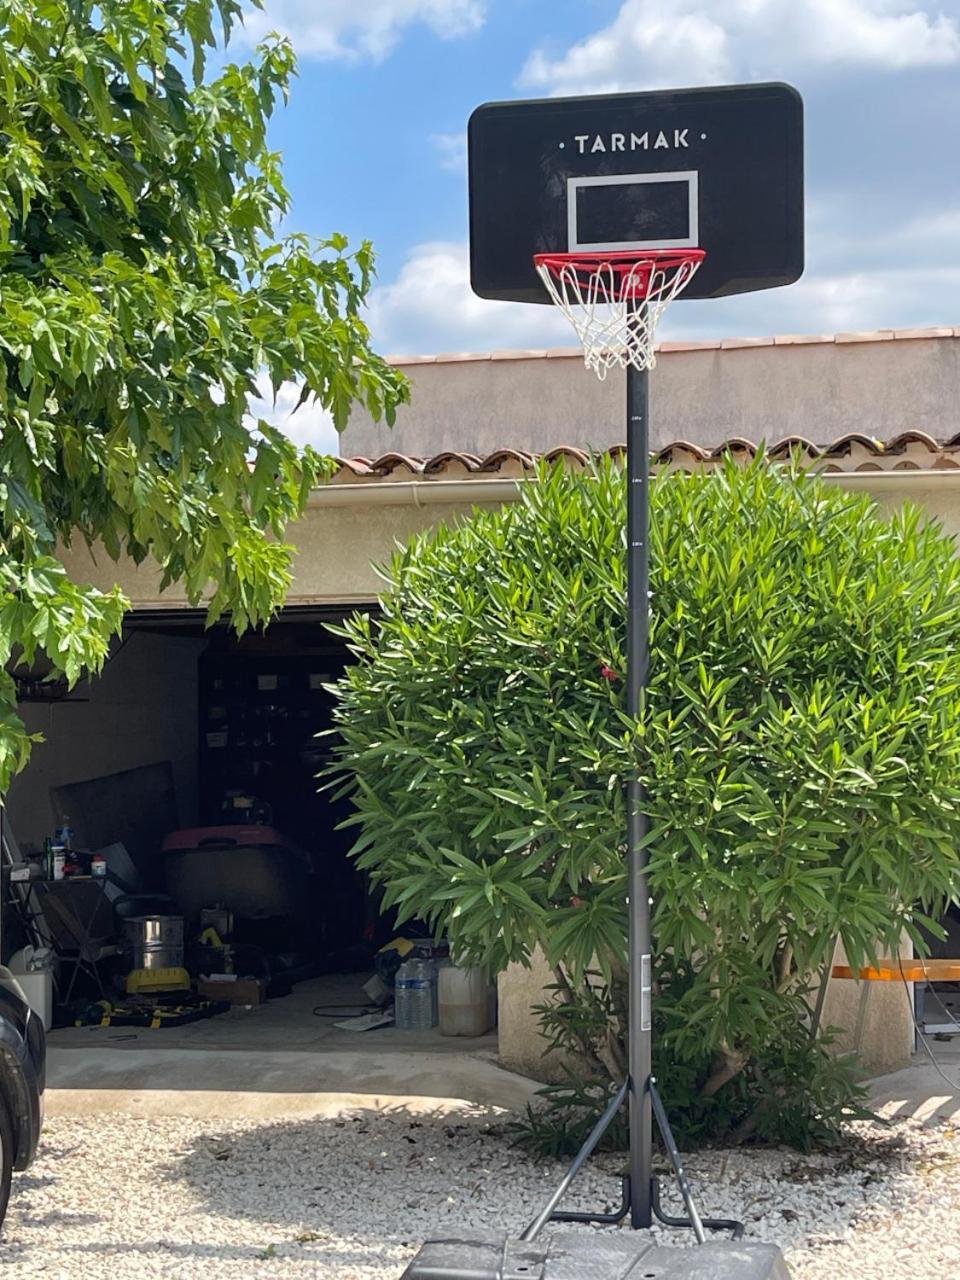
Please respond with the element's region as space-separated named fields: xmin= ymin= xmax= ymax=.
xmin=640 ymin=954 xmax=652 ymax=1032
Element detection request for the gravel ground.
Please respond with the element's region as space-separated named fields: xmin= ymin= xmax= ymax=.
xmin=1 ymin=1108 xmax=957 ymax=1278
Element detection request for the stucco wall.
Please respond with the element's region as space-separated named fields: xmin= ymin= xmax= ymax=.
xmin=497 ymin=940 xmax=915 ymax=1084
xmin=53 ymin=495 xmax=489 ymax=608
xmin=870 ymin=482 xmax=960 ymax=539
xmin=340 ymin=333 xmax=960 ymax=458
xmin=817 ymin=938 xmax=916 ymax=1076
xmin=497 ymin=950 xmax=565 ymax=1083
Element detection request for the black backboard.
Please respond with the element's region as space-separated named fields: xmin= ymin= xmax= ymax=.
xmin=468 ymin=82 xmax=803 ymax=304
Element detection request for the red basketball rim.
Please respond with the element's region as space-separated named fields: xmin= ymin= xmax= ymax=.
xmin=534 ymin=248 xmax=706 ymax=299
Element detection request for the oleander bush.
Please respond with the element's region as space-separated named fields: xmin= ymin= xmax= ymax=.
xmin=329 ymin=454 xmax=960 ymax=1147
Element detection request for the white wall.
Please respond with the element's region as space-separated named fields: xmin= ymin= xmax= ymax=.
xmin=7 ymin=630 xmax=208 ymax=851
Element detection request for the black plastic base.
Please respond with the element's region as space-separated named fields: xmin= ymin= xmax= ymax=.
xmin=400 ymin=1233 xmax=792 ymax=1279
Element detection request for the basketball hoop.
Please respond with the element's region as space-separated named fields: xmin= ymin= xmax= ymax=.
xmin=404 ymin=86 xmax=803 ymax=1280
xmin=534 ymin=248 xmax=706 ymax=378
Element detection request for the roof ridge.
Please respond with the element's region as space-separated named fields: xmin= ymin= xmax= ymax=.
xmin=384 ymin=326 xmax=960 ymax=367
xmin=331 ymin=435 xmax=960 ymax=481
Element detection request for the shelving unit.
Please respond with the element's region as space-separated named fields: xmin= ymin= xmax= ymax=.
xmin=197 ymin=638 xmax=365 ymax=952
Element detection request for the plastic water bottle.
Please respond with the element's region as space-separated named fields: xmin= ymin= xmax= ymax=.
xmin=394 ymin=955 xmax=438 ymax=1030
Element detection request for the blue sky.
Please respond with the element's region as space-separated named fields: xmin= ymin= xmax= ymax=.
xmin=235 ymin=0 xmax=960 ymax=447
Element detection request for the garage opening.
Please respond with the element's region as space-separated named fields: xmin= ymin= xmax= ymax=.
xmin=2 ymin=605 xmax=497 ymax=1079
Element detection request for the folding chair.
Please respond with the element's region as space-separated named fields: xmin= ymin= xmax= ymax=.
xmin=31 ymin=879 xmax=118 ymax=1003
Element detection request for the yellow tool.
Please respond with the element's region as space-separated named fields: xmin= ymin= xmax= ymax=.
xmin=198 ymin=927 xmax=235 ymax=973
xmin=125 ymin=966 xmax=191 ymax=995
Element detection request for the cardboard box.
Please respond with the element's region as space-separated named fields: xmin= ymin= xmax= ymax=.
xmin=197 ymin=977 xmax=266 ymax=1006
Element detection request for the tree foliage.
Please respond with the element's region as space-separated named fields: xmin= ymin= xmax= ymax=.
xmin=0 ymin=0 xmax=407 ymax=786
xmin=330 ymin=457 xmax=960 ymax=1144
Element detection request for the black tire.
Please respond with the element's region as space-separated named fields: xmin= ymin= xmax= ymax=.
xmin=0 ymin=1094 xmax=13 ymax=1230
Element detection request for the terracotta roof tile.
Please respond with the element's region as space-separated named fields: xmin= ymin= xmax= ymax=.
xmin=719 ymin=336 xmax=775 ymax=350
xmin=834 ymin=330 xmax=895 ymax=344
xmin=821 ymin=433 xmax=884 ymax=457
xmin=335 ymin=457 xmax=376 ymax=476
xmin=476 ymin=447 xmax=538 ymax=471
xmin=364 ymin=452 xmax=426 ymax=476
xmin=490 ymin=349 xmax=550 ymax=361
xmin=653 ymin=441 xmax=710 ymax=465
xmin=766 ymin=436 xmax=821 ymax=460
xmin=894 ymin=327 xmax=955 ymax=341
xmin=708 ymin=436 xmax=756 ymax=456
xmin=421 ymin=451 xmax=484 ymax=474
xmin=772 ymin=334 xmax=834 ymax=346
xmin=330 ymin=433 xmax=960 ymax=484
xmin=657 ymin=339 xmax=723 ymax=353
xmin=883 ymin=430 xmax=942 ymax=454
xmin=542 ymin=445 xmax=592 ymax=466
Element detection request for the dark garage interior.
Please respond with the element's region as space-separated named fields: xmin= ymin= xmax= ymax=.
xmin=0 ymin=606 xmax=470 ymax=1055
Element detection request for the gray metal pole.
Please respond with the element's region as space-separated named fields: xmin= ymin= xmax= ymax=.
xmin=627 ymin=363 xmax=653 ymax=1229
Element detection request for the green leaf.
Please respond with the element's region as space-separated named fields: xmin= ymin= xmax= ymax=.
xmin=0 ymin=1 xmax=404 ymax=794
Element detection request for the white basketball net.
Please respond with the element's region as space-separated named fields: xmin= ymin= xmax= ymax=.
xmin=534 ymin=251 xmax=705 ymax=379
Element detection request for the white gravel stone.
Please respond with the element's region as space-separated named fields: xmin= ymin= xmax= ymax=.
xmin=1 ymin=1108 xmax=955 ymax=1278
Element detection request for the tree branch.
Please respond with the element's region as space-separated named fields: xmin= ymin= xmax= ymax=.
xmin=550 ymin=964 xmax=618 ymax=1083
xmin=776 ymin=941 xmax=794 ymax=994
xmin=700 ymin=1043 xmax=748 ymax=1099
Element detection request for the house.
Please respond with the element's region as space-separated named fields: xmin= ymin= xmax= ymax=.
xmin=6 ymin=325 xmax=960 ymax=1087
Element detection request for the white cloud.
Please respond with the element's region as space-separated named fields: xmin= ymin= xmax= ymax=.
xmin=523 ymin=8 xmax=727 ymax=96
xmin=521 ymin=0 xmax=960 ymax=94
xmin=362 ymin=218 xmax=960 ymax=357
xmin=668 ymin=263 xmax=960 ymax=341
xmin=242 ymin=0 xmax=485 ymax=61
xmin=248 ymin=376 xmax=340 ymax=453
xmin=430 ymin=131 xmax=468 ymax=174
xmin=365 ymin=241 xmax=576 ymax=354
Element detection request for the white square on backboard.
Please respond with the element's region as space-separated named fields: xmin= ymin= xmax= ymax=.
xmin=567 ymin=170 xmax=700 ymax=252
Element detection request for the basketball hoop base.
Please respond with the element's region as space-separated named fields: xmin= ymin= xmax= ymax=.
xmin=534 ymin=249 xmax=705 ymax=377
xmin=401 ymin=1232 xmax=790 ymax=1279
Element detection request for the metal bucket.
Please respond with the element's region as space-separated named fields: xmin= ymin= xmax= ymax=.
xmin=122 ymin=915 xmax=184 ymax=971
